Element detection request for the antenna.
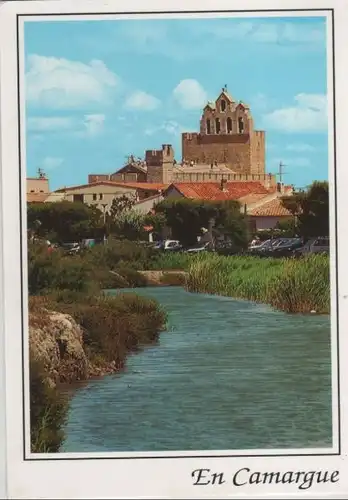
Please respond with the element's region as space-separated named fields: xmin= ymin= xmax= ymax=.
xmin=270 ymin=161 xmax=288 ymax=184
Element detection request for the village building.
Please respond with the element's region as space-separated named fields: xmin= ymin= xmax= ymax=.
xmin=27 ymin=169 xmax=50 ymax=202
xmin=52 ymin=181 xmax=166 ymax=213
xmin=26 ymin=85 xmax=295 ymax=231
xmin=88 ymin=86 xmax=276 ymax=189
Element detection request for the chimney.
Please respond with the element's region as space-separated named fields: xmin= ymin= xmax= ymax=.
xmin=277 ymin=182 xmax=284 ymax=194
xmin=220 ymin=178 xmax=227 ymax=191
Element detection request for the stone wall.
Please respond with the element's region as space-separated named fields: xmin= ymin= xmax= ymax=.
xmin=182 ymin=132 xmax=258 ymax=173
xmin=250 ymin=131 xmax=265 ymax=175
xmin=172 ymin=171 xmax=276 ymax=188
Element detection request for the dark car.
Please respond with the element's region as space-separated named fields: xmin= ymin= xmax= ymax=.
xmin=269 ymin=238 xmax=304 ymax=257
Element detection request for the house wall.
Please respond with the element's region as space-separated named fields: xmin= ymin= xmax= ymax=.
xmin=27 ymin=178 xmax=50 ymax=194
xmin=61 ymin=184 xmax=138 ymax=212
xmin=251 ymin=215 xmax=292 ymax=231
xmin=134 ymin=194 xmax=164 ymax=214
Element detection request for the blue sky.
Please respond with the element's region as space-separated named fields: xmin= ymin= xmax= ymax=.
xmin=24 ymin=15 xmax=329 ymax=191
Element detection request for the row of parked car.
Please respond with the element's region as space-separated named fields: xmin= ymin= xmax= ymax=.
xmin=151 ymin=236 xmax=330 ymax=258
xmin=248 ymin=236 xmax=330 ymax=258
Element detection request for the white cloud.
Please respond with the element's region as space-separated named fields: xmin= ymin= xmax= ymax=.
xmin=83 ymin=114 xmax=105 ymax=136
xmin=195 ymin=20 xmax=325 ymax=46
xmin=173 ymin=79 xmax=207 ymax=109
xmin=286 ymin=143 xmax=315 ymax=152
xmin=40 ymin=157 xmax=64 ymax=170
xmin=26 ymin=54 xmax=120 ymax=109
xmin=27 ymin=116 xmax=75 ymax=132
xmin=125 ymin=91 xmax=160 ymax=111
xmin=144 ymin=120 xmax=186 ymax=137
xmin=263 ymin=93 xmax=327 ymax=132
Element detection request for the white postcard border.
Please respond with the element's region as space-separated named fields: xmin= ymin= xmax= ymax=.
xmin=0 ymin=0 xmax=347 ymax=498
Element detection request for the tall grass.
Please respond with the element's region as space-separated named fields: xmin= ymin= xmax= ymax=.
xmin=187 ymin=254 xmax=330 ymax=314
xmin=148 ymin=251 xmax=209 ymax=271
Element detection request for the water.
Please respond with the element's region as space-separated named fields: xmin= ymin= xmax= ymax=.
xmin=62 ymin=287 xmax=332 ymax=452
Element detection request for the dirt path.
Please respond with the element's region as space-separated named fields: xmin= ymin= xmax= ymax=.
xmin=139 ymin=270 xmax=187 ymax=286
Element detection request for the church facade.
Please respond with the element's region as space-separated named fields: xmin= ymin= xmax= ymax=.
xmin=88 ymin=86 xmax=274 ymax=188
xmin=182 ymin=86 xmax=265 ymax=175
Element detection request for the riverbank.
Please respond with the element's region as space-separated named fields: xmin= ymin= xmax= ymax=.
xmin=29 ymin=292 xmax=167 ymax=452
xmin=62 ymin=287 xmax=331 ymax=453
xmin=186 ymin=253 xmax=330 ymax=314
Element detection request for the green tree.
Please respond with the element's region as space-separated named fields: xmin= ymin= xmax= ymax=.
xmin=109 ymin=194 xmax=136 ymax=219
xmin=27 ymin=201 xmax=104 ymax=243
xmin=112 ymin=209 xmax=147 ymax=241
xmin=155 ymin=198 xmax=248 ymax=248
xmin=281 ymin=181 xmax=329 ymax=239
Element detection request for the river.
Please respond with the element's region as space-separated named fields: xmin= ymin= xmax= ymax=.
xmin=61 ymin=287 xmax=331 ymax=453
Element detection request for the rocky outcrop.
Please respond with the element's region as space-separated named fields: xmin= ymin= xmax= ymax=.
xmin=29 ymin=308 xmax=89 ymax=385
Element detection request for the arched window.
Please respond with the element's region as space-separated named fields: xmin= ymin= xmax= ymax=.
xmin=227 ymin=117 xmax=232 ymax=134
xmin=221 ymin=99 xmax=226 ymax=112
xmin=238 ymin=117 xmax=244 ymax=134
xmin=206 ymin=119 xmax=211 ymax=134
xmin=215 ymin=118 xmax=221 ymax=134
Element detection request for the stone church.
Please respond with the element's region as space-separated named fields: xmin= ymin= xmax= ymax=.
xmin=89 ymin=86 xmax=275 ymax=189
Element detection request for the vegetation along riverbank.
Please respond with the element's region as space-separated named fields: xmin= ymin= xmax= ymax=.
xmin=27 ymin=181 xmax=330 ymax=452
xmin=28 ymin=242 xmax=166 ymax=452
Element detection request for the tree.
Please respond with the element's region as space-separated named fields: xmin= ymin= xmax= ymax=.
xmin=112 ymin=210 xmax=148 ymax=241
xmin=155 ymin=198 xmax=248 ymax=248
xmin=27 ymin=201 xmax=104 ymax=243
xmin=281 ymin=181 xmax=329 ymax=239
xmin=109 ymin=194 xmax=137 ymax=219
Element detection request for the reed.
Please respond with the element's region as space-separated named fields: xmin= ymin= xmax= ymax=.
xmin=148 ymin=251 xmax=208 ymax=271
xmin=186 ymin=254 xmax=330 ymax=314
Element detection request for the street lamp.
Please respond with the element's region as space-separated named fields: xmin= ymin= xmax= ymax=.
xmin=101 ymin=203 xmax=108 ymax=244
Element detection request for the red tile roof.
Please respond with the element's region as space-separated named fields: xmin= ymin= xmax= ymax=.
xmin=167 ymin=182 xmax=270 ymax=201
xmin=249 ymin=198 xmax=293 ymax=217
xmin=55 ymin=181 xmax=167 ymax=193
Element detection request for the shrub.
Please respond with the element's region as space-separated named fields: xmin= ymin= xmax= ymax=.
xmin=45 ymin=293 xmax=167 ymax=366
xmin=28 ymin=243 xmax=96 ymax=295
xmin=30 ymin=353 xmax=68 ymax=453
xmin=85 ymin=240 xmax=156 ymax=270
xmin=160 ymin=272 xmax=187 ymax=286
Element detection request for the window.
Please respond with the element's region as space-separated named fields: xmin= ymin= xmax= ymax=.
xmin=206 ymin=119 xmax=211 ymax=134
xmin=215 ymin=118 xmax=221 ymax=134
xmin=99 ymin=193 xmax=103 ymax=200
xmin=221 ymin=99 xmax=226 ymax=112
xmin=73 ymin=194 xmax=84 ymax=203
xmin=238 ymin=117 xmax=244 ymax=134
xmin=227 ymin=117 xmax=232 ymax=134
xmin=93 ymin=193 xmax=97 ymax=200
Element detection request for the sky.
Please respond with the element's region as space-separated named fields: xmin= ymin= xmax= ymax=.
xmin=24 ymin=15 xmax=329 ymax=191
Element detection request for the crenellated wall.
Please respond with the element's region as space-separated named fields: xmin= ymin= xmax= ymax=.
xmin=172 ymin=171 xmax=276 ymax=189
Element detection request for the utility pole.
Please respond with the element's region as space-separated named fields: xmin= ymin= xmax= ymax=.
xmin=278 ymin=161 xmax=286 ymax=184
xmin=101 ymin=203 xmax=108 ymax=244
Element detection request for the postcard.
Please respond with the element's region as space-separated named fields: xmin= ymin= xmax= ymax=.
xmin=0 ymin=0 xmax=348 ymax=498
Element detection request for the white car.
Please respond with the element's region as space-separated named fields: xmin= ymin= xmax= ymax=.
xmin=295 ymin=237 xmax=329 ymax=256
xmin=163 ymin=240 xmax=182 ymax=251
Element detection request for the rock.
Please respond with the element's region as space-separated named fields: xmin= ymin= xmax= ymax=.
xmin=29 ymin=308 xmax=89 ymax=384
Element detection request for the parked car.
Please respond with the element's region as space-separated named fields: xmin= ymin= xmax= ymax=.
xmin=268 ymin=238 xmax=303 ymax=257
xmin=294 ymin=237 xmax=330 ymax=257
xmin=153 ymin=239 xmax=183 ymax=252
xmin=62 ymin=242 xmax=80 ymax=255
xmin=186 ymin=242 xmax=212 ymax=254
